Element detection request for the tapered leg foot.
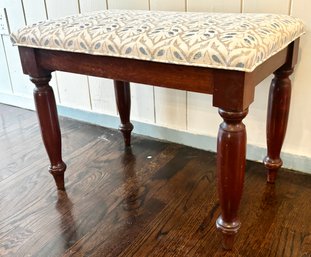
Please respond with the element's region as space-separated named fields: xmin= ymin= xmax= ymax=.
xmin=216 ymin=217 xmax=240 ymax=250
xmin=50 ymin=161 xmax=67 ymax=190
xmin=264 ymin=68 xmax=293 ymax=183
xmin=114 ymin=80 xmax=133 ymax=147
xmin=31 ymin=75 xmax=67 ymax=190
xmin=216 ymin=108 xmax=248 ymax=250
xmin=263 ymin=157 xmax=282 ymax=183
xmin=119 ymin=123 xmax=134 ymax=147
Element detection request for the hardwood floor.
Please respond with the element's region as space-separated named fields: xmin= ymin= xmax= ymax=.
xmin=0 ymin=103 xmax=310 ymax=257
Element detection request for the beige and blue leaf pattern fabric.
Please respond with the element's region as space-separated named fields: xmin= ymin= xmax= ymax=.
xmin=10 ymin=10 xmax=305 ymax=72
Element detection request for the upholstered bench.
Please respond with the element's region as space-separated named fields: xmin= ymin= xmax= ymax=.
xmin=10 ymin=10 xmax=305 ymax=250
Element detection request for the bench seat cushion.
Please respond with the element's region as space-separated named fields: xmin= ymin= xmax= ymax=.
xmin=10 ymin=10 xmax=305 ymax=72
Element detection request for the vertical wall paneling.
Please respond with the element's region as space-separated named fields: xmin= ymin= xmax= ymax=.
xmin=107 ymin=0 xmax=149 ymax=10
xmin=45 ymin=0 xmax=79 ymax=18
xmin=150 ymin=0 xmax=185 ymax=11
xmin=2 ymin=36 xmax=33 ymax=97
xmin=187 ymin=93 xmax=220 ymax=137
xmin=22 ymin=0 xmax=47 ymax=24
xmin=57 ymin=72 xmax=91 ymax=110
xmin=154 ymin=88 xmax=187 ymax=129
xmin=242 ymin=0 xmax=291 ymax=14
xmin=0 ymin=36 xmax=12 ymax=94
xmin=45 ymin=0 xmax=91 ymax=110
xmin=151 ymin=1 xmax=187 ymax=130
xmin=187 ymin=0 xmax=241 ymax=12
xmin=131 ymin=83 xmax=155 ymax=123
xmin=88 ymin=77 xmax=117 ymax=115
xmin=0 ymin=0 xmax=25 ymax=32
xmin=0 ymin=0 xmax=32 ymax=97
xmin=79 ymin=0 xmax=107 ymax=13
xmin=244 ymin=77 xmax=270 ymax=147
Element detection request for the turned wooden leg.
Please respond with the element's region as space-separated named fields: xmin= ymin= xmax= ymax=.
xmin=31 ymin=75 xmax=66 ymax=190
xmin=114 ymin=80 xmax=133 ymax=147
xmin=216 ymin=108 xmax=248 ymax=250
xmin=263 ymin=67 xmax=293 ymax=183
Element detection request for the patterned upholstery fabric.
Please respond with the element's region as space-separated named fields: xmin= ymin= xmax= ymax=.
xmin=10 ymin=10 xmax=305 ymax=72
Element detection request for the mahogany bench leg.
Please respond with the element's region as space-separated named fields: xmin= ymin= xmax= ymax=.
xmin=31 ymin=75 xmax=67 ymax=190
xmin=114 ymin=80 xmax=133 ymax=147
xmin=216 ymin=108 xmax=248 ymax=250
xmin=263 ymin=67 xmax=293 ymax=183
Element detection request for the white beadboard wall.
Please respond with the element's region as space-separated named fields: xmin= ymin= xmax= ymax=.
xmin=0 ymin=0 xmax=310 ymax=173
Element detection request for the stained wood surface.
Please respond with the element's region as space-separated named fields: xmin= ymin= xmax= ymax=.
xmin=0 ymin=104 xmax=310 ymax=257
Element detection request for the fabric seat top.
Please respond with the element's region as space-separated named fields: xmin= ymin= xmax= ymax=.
xmin=10 ymin=10 xmax=305 ymax=72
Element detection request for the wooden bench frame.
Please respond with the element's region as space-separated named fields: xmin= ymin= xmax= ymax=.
xmin=18 ymin=37 xmax=299 ymax=249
